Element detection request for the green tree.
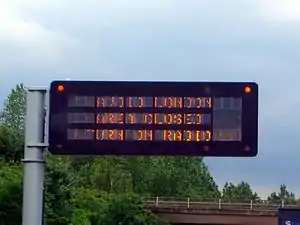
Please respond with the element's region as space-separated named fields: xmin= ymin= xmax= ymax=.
xmin=99 ymin=193 xmax=167 ymax=225
xmin=0 ymin=83 xmax=26 ymax=131
xmin=69 ymin=188 xmax=108 ymax=225
xmin=0 ymin=125 xmax=24 ymax=162
xmin=70 ymin=190 xmax=167 ymax=225
xmin=147 ymin=157 xmax=220 ymax=199
xmin=222 ymin=181 xmax=260 ymax=202
xmin=0 ymin=83 xmax=26 ymax=161
xmin=90 ymin=157 xmax=134 ymax=194
xmin=0 ymin=160 xmax=23 ymax=225
xmin=267 ymin=184 xmax=297 ymax=205
xmin=74 ymin=156 xmax=220 ymax=200
xmin=79 ymin=156 xmax=221 ymax=200
xmin=44 ymin=155 xmax=76 ymax=225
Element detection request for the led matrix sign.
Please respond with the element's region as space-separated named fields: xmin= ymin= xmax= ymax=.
xmin=48 ymin=81 xmax=258 ymax=156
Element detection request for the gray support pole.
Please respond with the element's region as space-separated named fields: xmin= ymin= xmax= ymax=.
xmin=22 ymin=88 xmax=47 ymax=225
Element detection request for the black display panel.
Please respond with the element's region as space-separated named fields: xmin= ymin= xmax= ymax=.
xmin=48 ymin=81 xmax=258 ymax=156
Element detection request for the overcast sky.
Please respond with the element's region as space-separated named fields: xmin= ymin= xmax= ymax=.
xmin=1 ymin=0 xmax=300 ymax=198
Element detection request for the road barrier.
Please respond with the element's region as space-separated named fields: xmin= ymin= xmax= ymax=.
xmin=145 ymin=197 xmax=300 ymax=211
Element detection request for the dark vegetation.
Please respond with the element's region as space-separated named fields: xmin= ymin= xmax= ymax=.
xmin=0 ymin=84 xmax=297 ymax=225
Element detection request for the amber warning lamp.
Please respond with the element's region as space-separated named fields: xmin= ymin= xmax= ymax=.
xmin=244 ymin=86 xmax=251 ymax=93
xmin=57 ymin=85 xmax=65 ymax=92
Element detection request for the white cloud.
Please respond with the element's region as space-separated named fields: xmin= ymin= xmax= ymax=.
xmin=0 ymin=0 xmax=78 ymax=67
xmin=260 ymin=0 xmax=300 ymax=22
xmin=13 ymin=0 xmax=177 ymax=26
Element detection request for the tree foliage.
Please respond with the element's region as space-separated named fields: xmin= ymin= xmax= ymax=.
xmin=267 ymin=184 xmax=297 ymax=204
xmin=0 ymin=125 xmax=24 ymax=162
xmin=70 ymin=191 xmax=166 ymax=225
xmin=0 ymin=83 xmax=26 ymax=131
xmin=0 ymin=161 xmax=23 ymax=225
xmin=0 ymin=84 xmax=26 ymax=162
xmin=221 ymin=181 xmax=260 ymax=202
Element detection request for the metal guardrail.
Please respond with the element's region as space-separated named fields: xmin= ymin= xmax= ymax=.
xmin=145 ymin=197 xmax=300 ymax=211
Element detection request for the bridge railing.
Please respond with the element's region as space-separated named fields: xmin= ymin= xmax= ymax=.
xmin=145 ymin=197 xmax=300 ymax=211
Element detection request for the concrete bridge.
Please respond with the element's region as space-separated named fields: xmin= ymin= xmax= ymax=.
xmin=145 ymin=197 xmax=298 ymax=224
